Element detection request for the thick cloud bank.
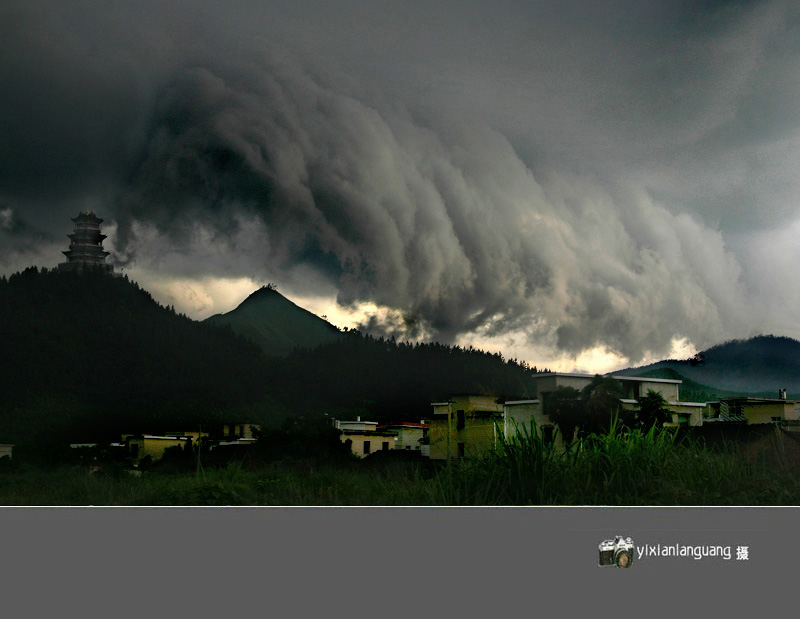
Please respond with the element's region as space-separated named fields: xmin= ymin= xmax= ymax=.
xmin=2 ymin=1 xmax=797 ymax=365
xmin=113 ymin=56 xmax=746 ymax=359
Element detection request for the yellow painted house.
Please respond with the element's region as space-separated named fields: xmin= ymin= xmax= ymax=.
xmin=706 ymin=398 xmax=800 ymax=425
xmin=428 ymin=395 xmax=503 ymax=460
xmin=334 ymin=417 xmax=398 ymax=457
xmin=126 ymin=435 xmax=198 ymax=465
xmin=341 ymin=430 xmax=398 ymax=457
xmin=124 ymin=428 xmax=263 ymax=464
xmin=221 ymin=423 xmax=260 ymax=439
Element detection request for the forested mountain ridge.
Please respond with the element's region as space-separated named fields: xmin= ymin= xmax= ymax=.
xmin=0 ymin=267 xmax=276 ymax=444
xmin=615 ymin=335 xmax=800 ymax=396
xmin=275 ymin=331 xmax=541 ymax=420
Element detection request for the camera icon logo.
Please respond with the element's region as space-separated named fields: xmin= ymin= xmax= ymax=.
xmin=598 ymin=535 xmax=635 ymax=568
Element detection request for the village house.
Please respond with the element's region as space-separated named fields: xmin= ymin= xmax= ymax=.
xmin=334 ymin=418 xmax=378 ymax=433
xmin=428 ymin=395 xmax=503 ymax=460
xmin=333 ymin=417 xmax=399 ymax=457
xmin=163 ymin=431 xmax=210 ymax=442
xmin=534 ymin=372 xmax=708 ymax=427
xmin=534 ymin=372 xmax=681 ymax=402
xmin=377 ymin=421 xmax=428 ymax=452
xmin=71 ymin=424 xmax=259 ymax=468
xmin=502 ymin=399 xmax=566 ymax=447
xmin=705 ymin=397 xmax=800 ymax=424
xmin=220 ymin=423 xmax=260 ymax=439
xmin=432 ymin=373 xmax=715 ymax=460
xmin=662 ymin=402 xmax=707 ymax=427
xmin=498 ymin=373 xmax=696 ymax=453
xmin=0 ymin=444 xmax=13 ymax=461
xmin=125 ymin=435 xmax=195 ymax=466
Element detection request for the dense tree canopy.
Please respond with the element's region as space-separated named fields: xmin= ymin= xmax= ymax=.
xmin=0 ymin=267 xmax=274 ymax=443
xmin=542 ymin=386 xmax=583 ymax=444
xmin=636 ymin=390 xmax=672 ymax=429
xmin=274 ymin=331 xmax=540 ymax=420
xmin=580 ymin=375 xmax=626 ymax=435
xmin=544 ymin=376 xmax=629 ymax=442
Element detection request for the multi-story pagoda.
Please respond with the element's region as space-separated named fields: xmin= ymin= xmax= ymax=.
xmin=58 ymin=211 xmax=114 ymax=273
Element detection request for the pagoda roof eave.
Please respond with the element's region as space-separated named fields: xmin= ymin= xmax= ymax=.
xmin=67 ymin=228 xmax=108 ymax=239
xmin=71 ymin=213 xmax=104 ymax=224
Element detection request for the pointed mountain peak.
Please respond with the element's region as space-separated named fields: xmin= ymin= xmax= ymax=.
xmin=250 ymin=284 xmax=280 ymax=296
xmin=236 ymin=284 xmax=287 ymax=306
xmin=204 ymin=284 xmax=342 ymax=356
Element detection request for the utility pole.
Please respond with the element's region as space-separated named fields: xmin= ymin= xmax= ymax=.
xmin=446 ymin=400 xmax=454 ymax=495
xmin=447 ymin=401 xmax=452 ymax=468
xmin=196 ymin=425 xmax=205 ymax=480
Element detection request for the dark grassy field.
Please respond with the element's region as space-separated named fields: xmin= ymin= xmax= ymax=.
xmin=2 ymin=425 xmax=800 ymax=506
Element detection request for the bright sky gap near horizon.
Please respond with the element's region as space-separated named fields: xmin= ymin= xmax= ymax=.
xmin=2 ymin=1 xmax=800 ymax=374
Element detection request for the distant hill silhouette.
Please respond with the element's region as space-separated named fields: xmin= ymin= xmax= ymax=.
xmin=615 ymin=335 xmax=800 ymax=397
xmin=204 ymin=285 xmax=343 ymax=356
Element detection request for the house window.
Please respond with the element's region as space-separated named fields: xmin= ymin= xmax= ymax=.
xmin=363 ymin=441 xmax=371 ymax=454
xmin=458 ymin=443 xmax=465 ymax=458
xmin=542 ymin=426 xmax=554 ymax=445
xmin=456 ymin=410 xmax=465 ymax=430
xmin=772 ymin=417 xmax=781 ymax=422
xmin=382 ymin=441 xmax=389 ymax=451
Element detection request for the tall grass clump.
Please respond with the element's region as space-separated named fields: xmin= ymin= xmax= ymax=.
xmin=430 ymin=420 xmax=800 ymax=505
xmin=555 ymin=421 xmax=681 ymax=504
xmin=429 ymin=420 xmax=557 ymax=505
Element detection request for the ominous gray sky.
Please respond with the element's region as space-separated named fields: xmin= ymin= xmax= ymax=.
xmin=3 ymin=0 xmax=800 ymax=371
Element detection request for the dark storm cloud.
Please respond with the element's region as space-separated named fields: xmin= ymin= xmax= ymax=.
xmin=1 ymin=0 xmax=798 ymax=362
xmin=112 ymin=58 xmax=746 ymax=357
